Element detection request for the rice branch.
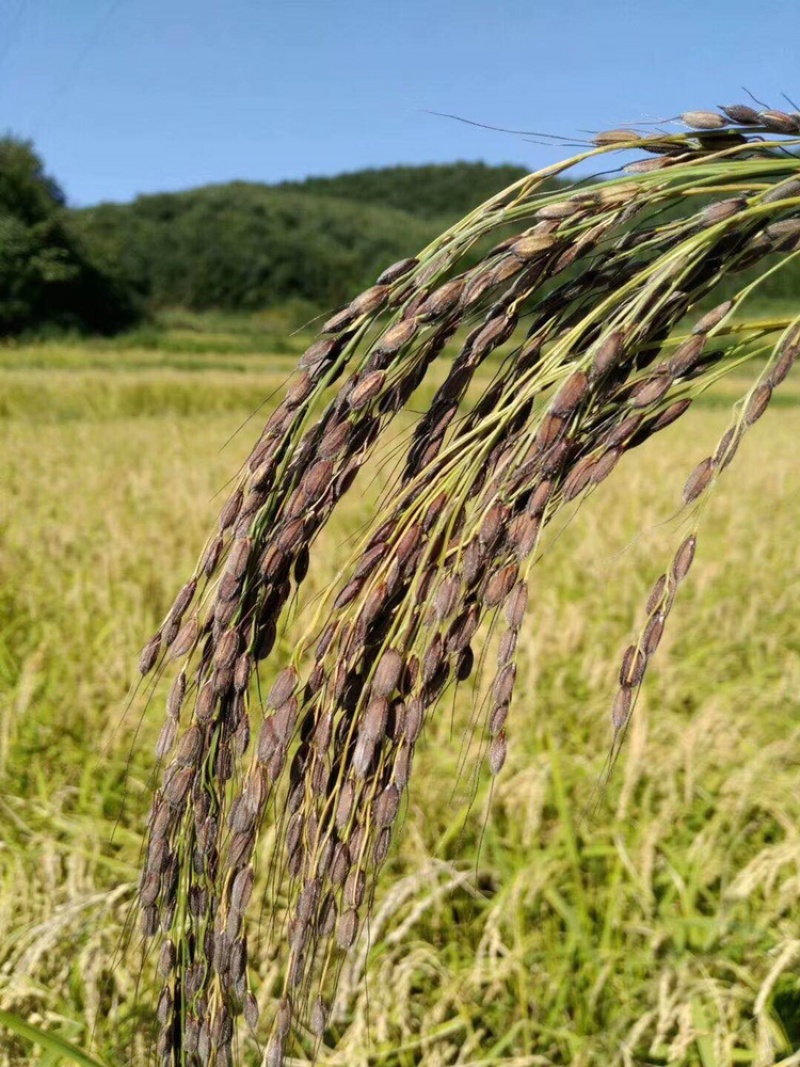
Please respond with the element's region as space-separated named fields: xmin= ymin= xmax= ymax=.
xmin=135 ymin=103 xmax=800 ymax=1066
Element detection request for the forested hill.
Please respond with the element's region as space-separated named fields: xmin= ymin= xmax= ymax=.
xmin=7 ymin=140 xmax=799 ymax=336
xmin=69 ymin=161 xmax=533 ymax=313
xmin=275 ymin=162 xmax=530 ymax=219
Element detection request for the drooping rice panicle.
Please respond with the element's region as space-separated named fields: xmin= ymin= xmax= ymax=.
xmin=136 ymin=106 xmax=800 ymax=1065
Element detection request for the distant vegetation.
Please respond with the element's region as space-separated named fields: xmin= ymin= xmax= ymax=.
xmin=0 ymin=137 xmax=138 ymax=336
xmin=72 ymin=183 xmax=445 ymax=313
xmin=275 ymin=161 xmax=532 ymax=218
xmin=1 ymin=138 xmax=537 ymax=335
xmin=3 ymin=136 xmax=800 ymax=337
xmin=69 ymin=162 xmax=534 ymax=314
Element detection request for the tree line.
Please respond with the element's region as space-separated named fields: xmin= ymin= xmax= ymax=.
xmin=0 ymin=138 xmax=533 ymax=335
xmin=69 ymin=161 xmax=535 ymax=316
xmin=1 ymin=136 xmax=797 ymax=338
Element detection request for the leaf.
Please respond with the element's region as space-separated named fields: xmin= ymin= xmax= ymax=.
xmin=691 ymin=1000 xmax=719 ymax=1067
xmin=0 ymin=1010 xmax=110 ymax=1067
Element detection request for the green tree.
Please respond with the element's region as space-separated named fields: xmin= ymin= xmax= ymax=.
xmin=0 ymin=136 xmax=138 ymax=335
xmin=72 ymin=164 xmax=553 ymax=313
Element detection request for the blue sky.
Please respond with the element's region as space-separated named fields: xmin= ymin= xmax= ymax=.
xmin=2 ymin=0 xmax=799 ymax=207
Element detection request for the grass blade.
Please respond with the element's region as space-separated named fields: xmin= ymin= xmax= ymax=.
xmin=0 ymin=1010 xmax=110 ymax=1067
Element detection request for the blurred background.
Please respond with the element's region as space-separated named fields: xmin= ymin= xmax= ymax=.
xmin=2 ymin=2 xmax=800 ymax=1066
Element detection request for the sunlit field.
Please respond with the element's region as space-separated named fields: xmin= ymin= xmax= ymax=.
xmin=1 ymin=320 xmax=799 ymax=1067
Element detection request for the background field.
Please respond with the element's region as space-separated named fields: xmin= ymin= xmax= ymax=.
xmin=1 ymin=317 xmax=800 ymax=1067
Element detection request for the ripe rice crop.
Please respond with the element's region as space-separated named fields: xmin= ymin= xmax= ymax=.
xmin=130 ymin=106 xmax=800 ymax=1067
xmin=133 ymin=107 xmax=800 ymax=1066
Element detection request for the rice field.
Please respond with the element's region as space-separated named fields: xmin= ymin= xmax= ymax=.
xmin=1 ymin=327 xmax=800 ymax=1067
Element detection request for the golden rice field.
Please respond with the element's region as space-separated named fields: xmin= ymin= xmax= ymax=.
xmin=1 ymin=326 xmax=799 ymax=1067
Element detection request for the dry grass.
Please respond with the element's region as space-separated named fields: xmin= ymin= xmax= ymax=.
xmin=1 ymin=335 xmax=800 ymax=1065
xmin=6 ymin=107 xmax=800 ymax=1065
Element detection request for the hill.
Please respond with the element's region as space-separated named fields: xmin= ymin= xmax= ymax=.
xmin=69 ymin=162 xmax=533 ymax=313
xmin=276 ymin=161 xmax=530 ymax=219
xmin=60 ymin=158 xmax=800 ymax=319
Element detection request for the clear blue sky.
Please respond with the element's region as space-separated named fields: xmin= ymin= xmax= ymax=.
xmin=2 ymin=0 xmax=799 ymax=207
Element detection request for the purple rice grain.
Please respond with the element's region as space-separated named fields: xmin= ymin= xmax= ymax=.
xmin=683 ymin=457 xmax=713 ymax=504
xmin=611 ymin=687 xmax=632 ymax=731
xmin=488 ymin=731 xmax=508 ymax=775
xmin=744 ymin=383 xmax=772 ymax=426
xmin=337 ymin=908 xmax=359 ymax=949
xmin=671 ymin=534 xmax=697 ymax=583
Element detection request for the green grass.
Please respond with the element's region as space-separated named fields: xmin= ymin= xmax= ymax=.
xmin=1 ymin=325 xmax=799 ymax=1066
xmin=0 ymin=1011 xmax=110 ymax=1067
